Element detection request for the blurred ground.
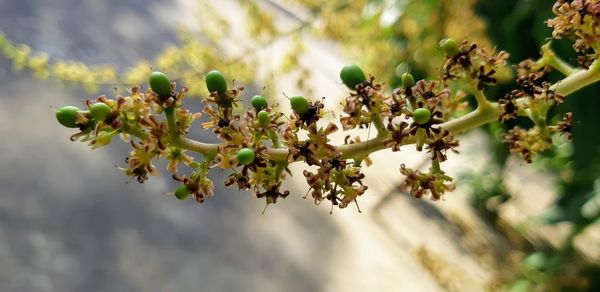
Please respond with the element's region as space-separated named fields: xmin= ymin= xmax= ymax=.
xmin=1 ymin=1 xmax=593 ymax=292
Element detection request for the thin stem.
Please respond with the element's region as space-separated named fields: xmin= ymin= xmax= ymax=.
xmin=468 ymin=82 xmax=493 ymax=110
xmin=164 ymin=106 xmax=178 ymax=137
xmin=370 ymin=112 xmax=388 ymax=138
xmin=552 ymin=59 xmax=600 ymax=95
xmin=175 ymin=136 xmax=219 ymax=156
xmin=431 ymin=159 xmax=442 ymax=174
xmin=120 ymin=124 xmax=149 ymax=139
xmin=539 ymin=42 xmax=576 ymax=76
xmin=543 ymin=54 xmax=576 ymax=76
xmin=439 ymin=104 xmax=501 ymax=133
xmin=268 ymin=128 xmax=287 ymax=179
xmin=164 ymin=106 xmax=218 ymax=156
xmin=273 ymin=160 xmax=286 ymax=178
xmin=473 ymin=90 xmax=492 ymax=110
xmin=268 ymin=129 xmax=281 ymax=148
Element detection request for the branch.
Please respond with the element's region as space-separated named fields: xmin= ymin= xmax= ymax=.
xmin=162 ymin=60 xmax=600 ymax=164
xmin=539 ymin=42 xmax=576 ymax=76
xmin=552 ymin=60 xmax=600 ymax=95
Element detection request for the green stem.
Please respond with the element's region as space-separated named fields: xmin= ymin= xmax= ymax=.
xmin=439 ymin=105 xmax=501 ymax=133
xmin=415 ymin=128 xmax=426 ymax=151
xmin=164 ymin=106 xmax=218 ymax=156
xmin=431 ymin=159 xmax=442 ymax=174
xmin=164 ymin=106 xmax=178 ymax=137
xmin=543 ymin=55 xmax=575 ymax=76
xmin=121 ymin=124 xmax=149 ymax=139
xmin=539 ymin=42 xmax=576 ymax=76
xmin=268 ymin=129 xmax=281 ymax=148
xmin=371 ymin=112 xmax=388 ymax=138
xmin=552 ymin=59 xmax=600 ymax=95
xmin=253 ymin=132 xmax=262 ymax=144
xmin=465 ymin=72 xmax=492 ymax=110
xmin=268 ymin=129 xmax=287 ymax=180
xmin=273 ymin=160 xmax=286 ymax=179
xmin=174 ymin=136 xmax=219 ymax=156
xmin=472 ymin=89 xmax=492 ymax=110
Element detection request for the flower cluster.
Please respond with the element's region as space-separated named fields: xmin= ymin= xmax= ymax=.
xmin=548 ymin=0 xmax=600 ymax=67
xmin=52 ymin=1 xmax=596 ymax=210
xmin=399 ymin=164 xmax=455 ymax=201
xmin=440 ymin=38 xmax=509 ymax=91
xmin=504 ymin=126 xmax=553 ymax=163
xmin=498 ymin=55 xmax=572 ymax=163
xmin=303 ymin=154 xmax=367 ymax=212
xmin=55 ymin=82 xmax=200 ymax=184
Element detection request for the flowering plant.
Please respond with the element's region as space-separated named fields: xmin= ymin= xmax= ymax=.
xmin=54 ymin=0 xmax=600 ymax=212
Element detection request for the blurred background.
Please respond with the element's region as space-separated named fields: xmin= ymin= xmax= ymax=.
xmin=0 ymin=0 xmax=598 ymax=291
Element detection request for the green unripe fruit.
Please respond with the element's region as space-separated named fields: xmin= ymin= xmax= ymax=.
xmin=89 ymin=102 xmax=111 ymax=121
xmin=401 ymin=73 xmax=415 ymax=88
xmin=439 ymin=38 xmax=460 ymax=57
xmin=56 ymin=106 xmax=80 ymax=128
xmin=412 ymin=108 xmax=432 ymax=125
xmin=257 ymin=110 xmax=270 ymax=126
xmin=290 ymin=96 xmax=309 ymax=115
xmin=149 ymin=71 xmax=172 ymax=99
xmin=236 ymin=148 xmax=255 ymax=165
xmin=174 ymin=185 xmax=191 ymax=200
xmin=340 ymin=64 xmax=367 ymax=89
xmin=251 ymin=95 xmax=268 ymax=111
xmin=206 ymin=70 xmax=228 ymax=94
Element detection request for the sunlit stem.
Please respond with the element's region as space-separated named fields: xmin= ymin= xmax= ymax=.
xmin=120 ymin=123 xmax=149 ymax=139
xmin=552 ymin=59 xmax=600 ymax=95
xmin=472 ymin=89 xmax=492 ymax=110
xmin=164 ymin=106 xmax=178 ymax=137
xmin=431 ymin=159 xmax=442 ymax=174
xmin=268 ymin=129 xmax=281 ymax=148
xmin=273 ymin=160 xmax=286 ymax=179
xmin=415 ymin=128 xmax=427 ymax=151
xmin=370 ymin=112 xmax=388 ymax=138
xmin=164 ymin=106 xmax=218 ymax=156
xmin=268 ymin=129 xmax=287 ymax=180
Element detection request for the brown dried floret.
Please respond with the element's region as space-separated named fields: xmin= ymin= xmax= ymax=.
xmin=400 ymin=164 xmax=455 ymax=201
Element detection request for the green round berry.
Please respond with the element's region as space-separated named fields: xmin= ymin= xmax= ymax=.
xmin=257 ymin=110 xmax=270 ymax=127
xmin=149 ymin=71 xmax=172 ymax=99
xmin=340 ymin=64 xmax=367 ymax=89
xmin=439 ymin=38 xmax=460 ymax=57
xmin=251 ymin=95 xmax=268 ymax=111
xmin=290 ymin=95 xmax=309 ymax=115
xmin=401 ymin=73 xmax=415 ymax=88
xmin=55 ymin=106 xmax=81 ymax=128
xmin=174 ymin=185 xmax=191 ymax=200
xmin=236 ymin=148 xmax=255 ymax=165
xmin=206 ymin=70 xmax=228 ymax=94
xmin=412 ymin=108 xmax=432 ymax=125
xmin=89 ymin=102 xmax=111 ymax=121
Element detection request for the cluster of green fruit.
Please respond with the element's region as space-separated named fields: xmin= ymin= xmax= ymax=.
xmin=55 ymin=34 xmax=455 ymax=132
xmin=55 ymin=102 xmax=111 ymax=128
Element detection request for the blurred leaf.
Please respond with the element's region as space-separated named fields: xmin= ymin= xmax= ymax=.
xmin=508 ymin=279 xmax=532 ymax=292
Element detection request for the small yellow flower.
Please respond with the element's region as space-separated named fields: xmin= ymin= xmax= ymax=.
xmin=165 ymin=147 xmax=194 ymax=173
